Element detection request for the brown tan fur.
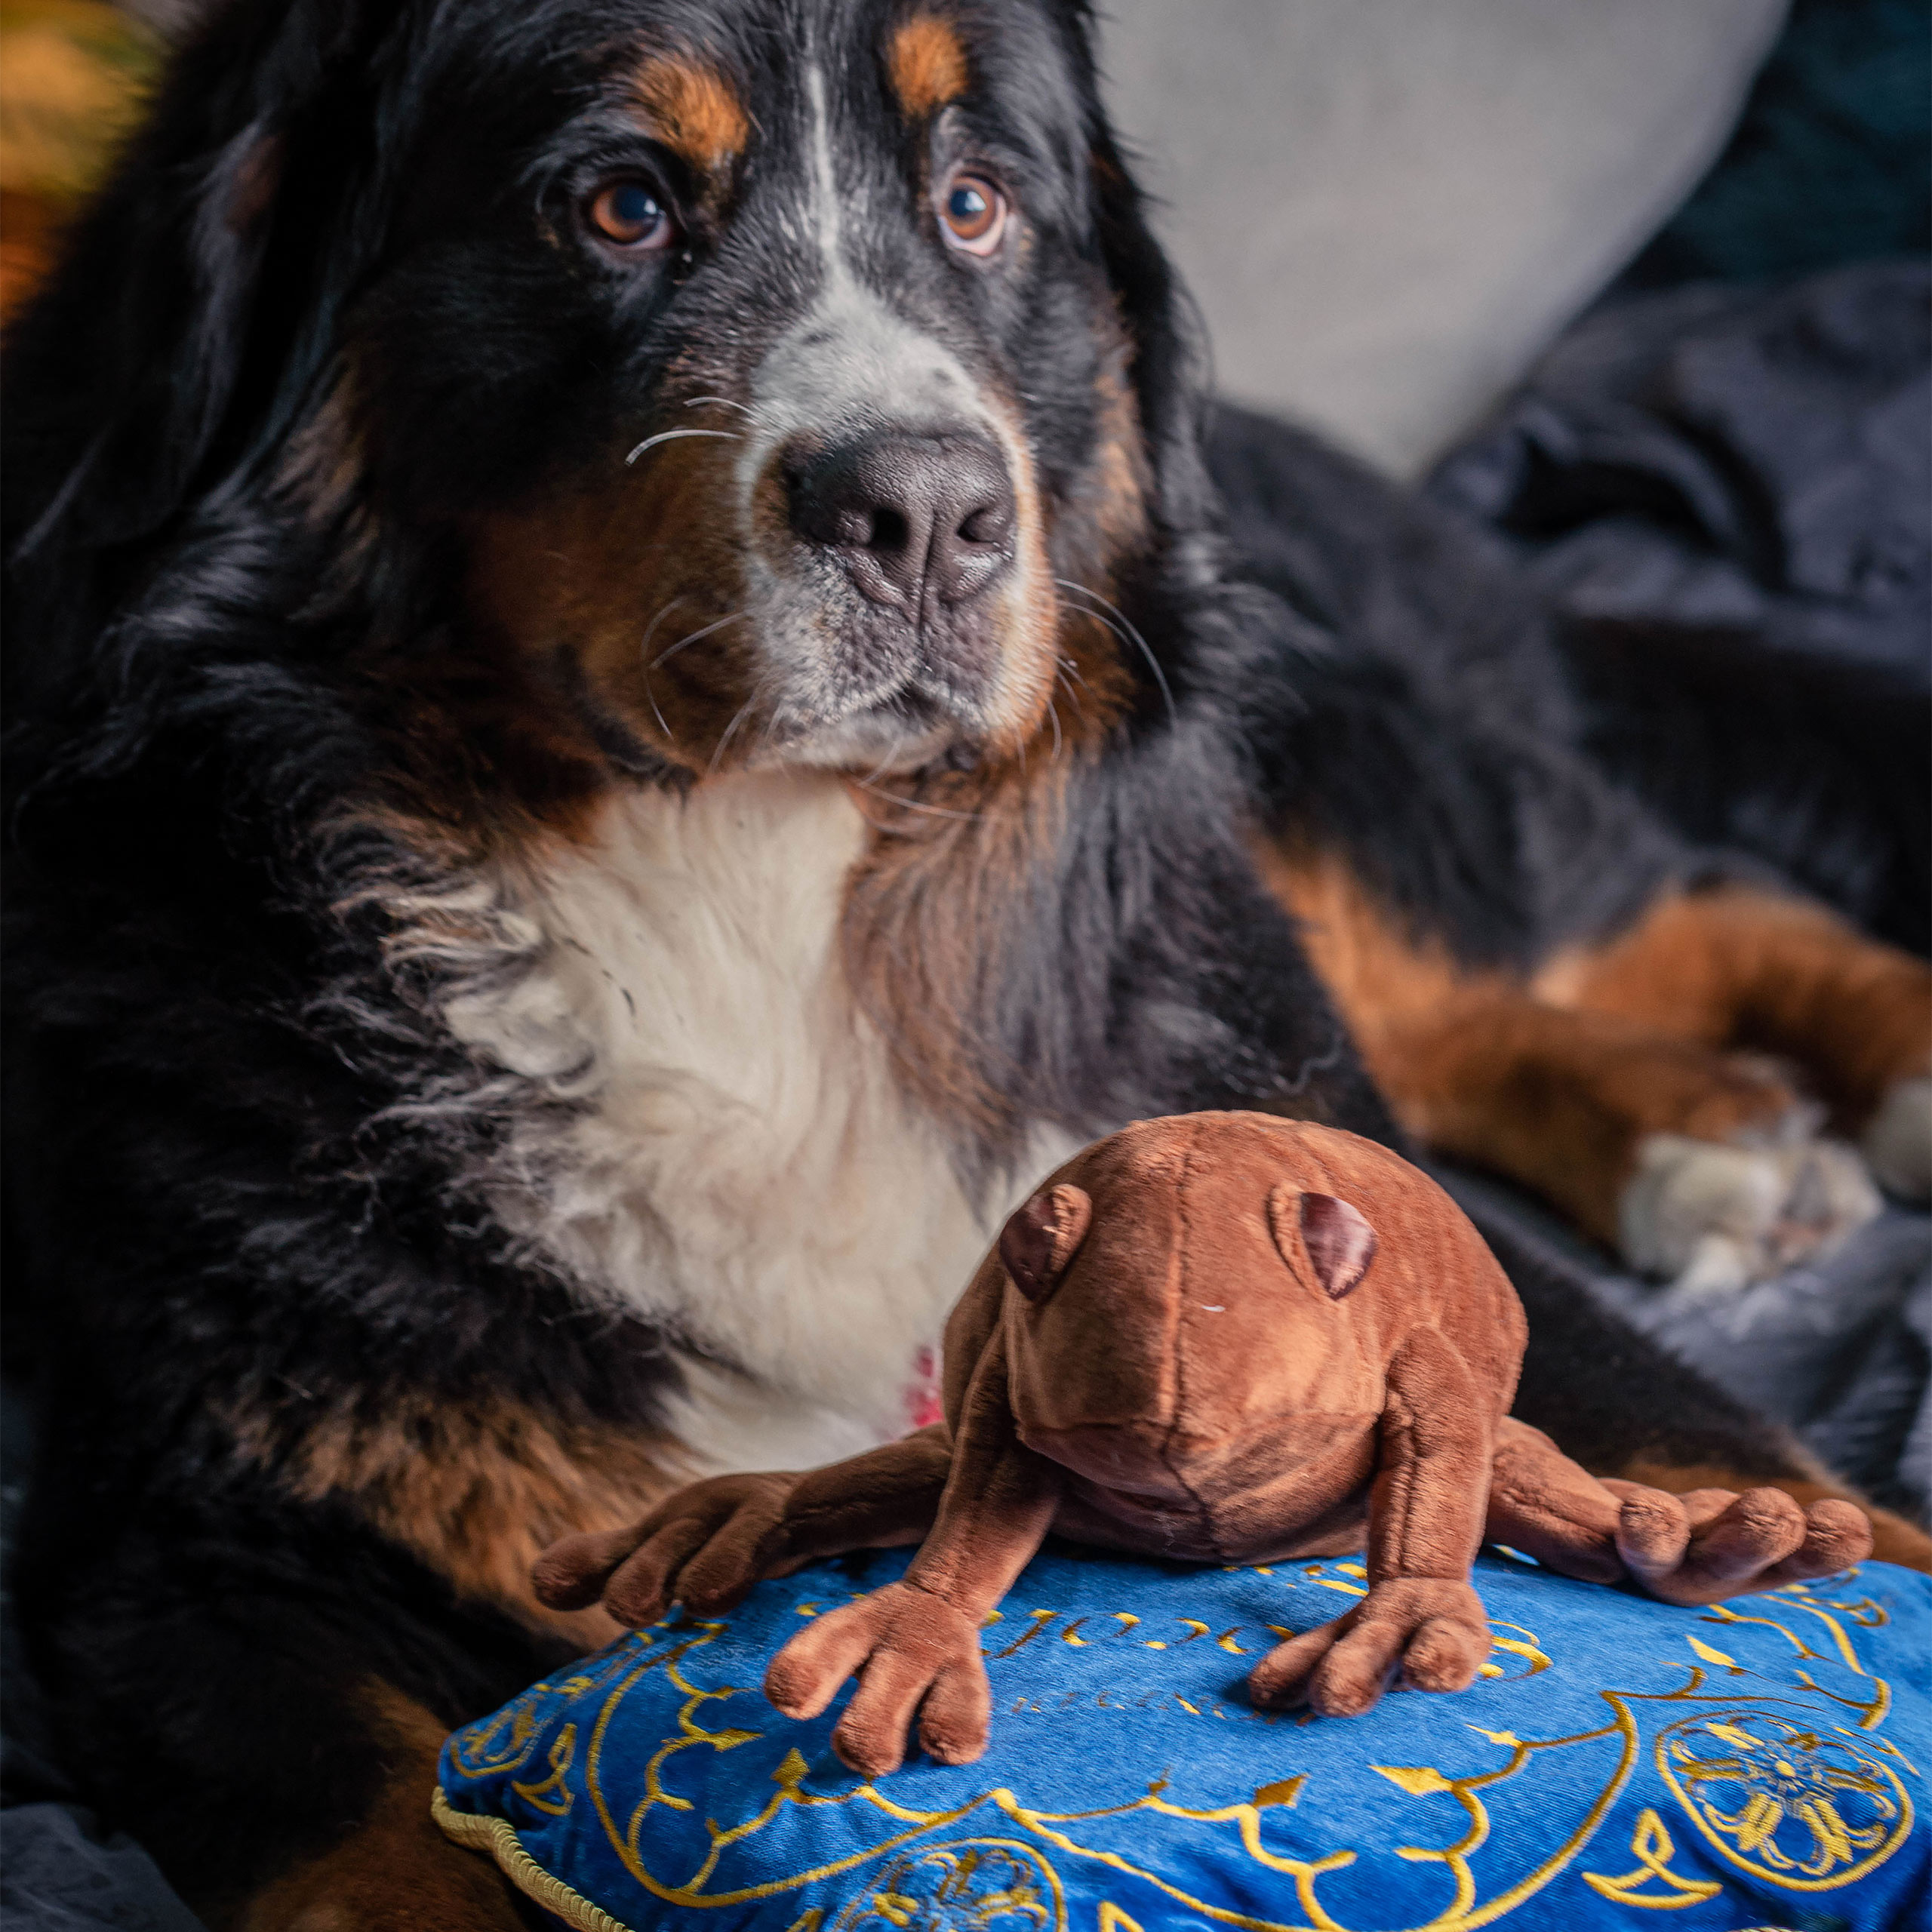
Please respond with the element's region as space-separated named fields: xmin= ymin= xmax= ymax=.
xmin=1536 ymin=884 xmax=1932 ymax=1130
xmin=986 ymin=397 xmax=1075 ymax=750
xmin=0 ymin=190 xmax=66 ymax=321
xmin=469 ymin=434 xmax=751 ymax=783
xmin=1054 ymin=330 xmax=1154 ymax=586
xmin=234 ymin=1685 xmax=523 ymax=1932
xmin=632 ymin=52 xmax=749 ymax=177
xmin=1255 ymin=844 xmax=1802 ymax=1243
xmin=237 ymin=1398 xmax=678 ymax=1647
xmin=840 ymin=604 xmax=1134 ymax=1137
xmin=887 ymin=14 xmax=970 ymax=119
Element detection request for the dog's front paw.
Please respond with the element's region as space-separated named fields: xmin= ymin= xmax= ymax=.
xmin=1604 ymin=1481 xmax=1872 ymax=1607
xmin=1862 ymin=1073 xmax=1932 ymax=1202
xmin=1618 ymin=1125 xmax=1881 ymax=1292
xmin=764 ymin=1580 xmax=991 ymax=1777
xmin=1245 ymin=1578 xmax=1489 ymax=1718
xmin=531 ymin=1471 xmax=797 ymax=1626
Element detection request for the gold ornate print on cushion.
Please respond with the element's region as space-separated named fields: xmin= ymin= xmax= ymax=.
xmin=829 ymin=1840 xmax=1063 ymax=1929
xmin=1580 ymin=1807 xmax=1723 ymax=1909
xmin=435 ymin=1547 xmax=1931 ymax=1930
xmin=1657 ymin=1713 xmax=1910 ymax=1889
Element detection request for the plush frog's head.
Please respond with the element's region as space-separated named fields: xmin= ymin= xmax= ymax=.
xmin=992 ymin=1113 xmax=1512 ymax=1526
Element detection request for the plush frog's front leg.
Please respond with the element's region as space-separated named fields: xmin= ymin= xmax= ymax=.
xmin=532 ymin=1429 xmax=954 ymax=1627
xmin=1248 ymin=1329 xmax=1496 ymax=1717
xmin=764 ymin=1332 xmax=1062 ymax=1776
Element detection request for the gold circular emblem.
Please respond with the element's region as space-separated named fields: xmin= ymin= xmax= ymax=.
xmin=1657 ymin=1709 xmax=1912 ymax=1891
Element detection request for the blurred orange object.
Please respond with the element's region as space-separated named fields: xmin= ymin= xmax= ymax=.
xmin=1 ymin=0 xmax=160 ymax=318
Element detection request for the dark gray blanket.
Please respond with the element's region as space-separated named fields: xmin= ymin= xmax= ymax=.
xmin=1432 ymin=261 xmax=1932 ymax=957
xmin=1426 ymin=259 xmax=1932 ymax=1528
xmin=1431 ymin=261 xmax=1930 ymax=680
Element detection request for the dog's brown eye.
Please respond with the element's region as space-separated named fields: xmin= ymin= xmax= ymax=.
xmin=939 ymin=172 xmax=1006 ymax=256
xmin=586 ymin=180 xmax=680 ymax=251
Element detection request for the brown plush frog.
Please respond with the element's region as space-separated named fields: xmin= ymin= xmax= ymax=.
xmin=536 ymin=1113 xmax=1869 ymax=1777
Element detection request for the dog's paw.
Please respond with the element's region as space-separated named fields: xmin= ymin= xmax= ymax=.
xmin=1861 ymin=1073 xmax=1932 ymax=1203
xmin=1619 ymin=1125 xmax=1881 ymax=1292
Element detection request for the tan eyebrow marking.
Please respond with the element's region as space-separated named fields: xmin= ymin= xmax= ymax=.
xmin=888 ymin=13 xmax=969 ymax=118
xmin=633 ymin=52 xmax=749 ymax=173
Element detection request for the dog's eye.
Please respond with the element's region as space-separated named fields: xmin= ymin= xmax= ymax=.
xmin=938 ymin=172 xmax=1007 ymax=257
xmin=586 ymin=179 xmax=681 ymax=251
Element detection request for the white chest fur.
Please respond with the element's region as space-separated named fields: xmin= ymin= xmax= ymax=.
xmin=430 ymin=772 xmax=1072 ymax=1471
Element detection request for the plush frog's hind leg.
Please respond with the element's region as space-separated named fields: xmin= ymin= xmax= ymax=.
xmin=1484 ymin=1417 xmax=1630 ymax=1582
xmin=1485 ymin=1417 xmax=1872 ymax=1605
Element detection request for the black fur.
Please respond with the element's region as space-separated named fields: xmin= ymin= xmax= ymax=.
xmin=2 ymin=0 xmax=1828 ymax=1915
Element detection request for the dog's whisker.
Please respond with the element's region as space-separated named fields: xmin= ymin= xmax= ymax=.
xmin=1056 ymin=578 xmax=1177 ymax=729
xmin=626 ymin=427 xmax=741 ymax=465
xmin=1046 ymin=697 xmax=1064 ymax=763
xmin=707 ymin=697 xmax=758 ymax=776
xmin=640 ymin=667 xmax=674 ymax=743
xmin=653 ymin=609 xmax=745 ymax=669
xmin=681 ymin=395 xmax=758 ymax=420
xmin=855 ymin=777 xmax=986 ymax=823
xmin=640 ymin=595 xmax=688 ymax=660
xmin=637 ymin=596 xmax=691 ymax=742
xmin=1054 ymin=666 xmax=1087 ymax=720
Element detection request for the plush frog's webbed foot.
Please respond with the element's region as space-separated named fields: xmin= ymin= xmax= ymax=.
xmin=531 ymin=1472 xmax=798 ymax=1626
xmin=1604 ymin=1482 xmax=1872 ymax=1607
xmin=1246 ymin=1578 xmax=1491 ymax=1718
xmin=764 ymin=1580 xmax=992 ymax=1777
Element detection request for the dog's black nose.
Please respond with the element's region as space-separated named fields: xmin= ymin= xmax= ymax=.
xmin=786 ymin=432 xmax=1015 ymax=611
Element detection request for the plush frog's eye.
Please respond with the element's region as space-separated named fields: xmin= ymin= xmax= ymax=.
xmin=1269 ymin=1186 xmax=1377 ymax=1300
xmin=998 ymin=1183 xmax=1092 ymax=1302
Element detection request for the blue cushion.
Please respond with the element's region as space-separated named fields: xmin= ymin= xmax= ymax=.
xmin=436 ymin=1546 xmax=1931 ymax=1931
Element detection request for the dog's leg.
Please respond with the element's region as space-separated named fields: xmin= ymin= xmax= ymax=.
xmin=235 ymin=1685 xmax=530 ymax=1932
xmin=1259 ymin=848 xmax=1895 ymax=1288
xmin=16 ymin=1543 xmax=549 ymax=1932
xmin=16 ymin=1390 xmax=683 ymax=1930
xmin=1536 ymin=884 xmax=1932 ymax=1201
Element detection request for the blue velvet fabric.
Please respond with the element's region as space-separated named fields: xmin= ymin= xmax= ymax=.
xmin=438 ymin=1546 xmax=1931 ymax=1932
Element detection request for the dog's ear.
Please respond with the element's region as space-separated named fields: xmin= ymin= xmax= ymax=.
xmin=1078 ymin=109 xmax=1216 ymax=542
xmin=4 ymin=0 xmax=392 ymax=589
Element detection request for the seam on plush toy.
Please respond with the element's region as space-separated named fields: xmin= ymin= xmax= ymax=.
xmin=432 ymin=1785 xmax=638 ymax=1932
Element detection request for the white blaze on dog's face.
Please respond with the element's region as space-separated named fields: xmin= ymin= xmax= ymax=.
xmin=360 ymin=0 xmax=1150 ymax=797
xmin=735 ymin=63 xmax=1056 ymax=773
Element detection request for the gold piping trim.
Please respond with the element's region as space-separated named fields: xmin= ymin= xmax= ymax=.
xmin=432 ymin=1785 xmax=638 ymax=1932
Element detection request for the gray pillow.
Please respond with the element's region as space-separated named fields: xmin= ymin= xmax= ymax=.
xmin=1098 ymin=0 xmax=1789 ymax=473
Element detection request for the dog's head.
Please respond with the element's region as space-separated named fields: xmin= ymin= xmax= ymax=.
xmin=8 ymin=0 xmax=1211 ymax=801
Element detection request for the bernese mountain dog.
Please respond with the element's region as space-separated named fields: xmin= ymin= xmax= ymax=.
xmin=5 ymin=0 xmax=1927 ymax=1921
